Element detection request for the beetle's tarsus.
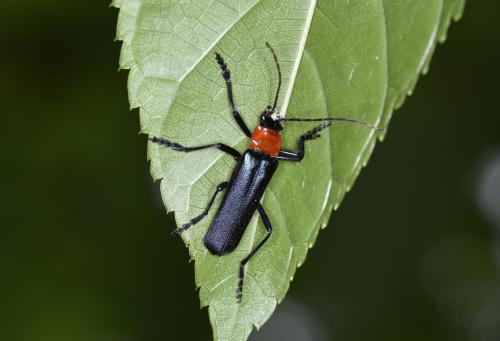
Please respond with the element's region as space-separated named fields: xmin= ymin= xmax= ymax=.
xmin=302 ymin=122 xmax=331 ymax=141
xmin=236 ymin=264 xmax=245 ymax=303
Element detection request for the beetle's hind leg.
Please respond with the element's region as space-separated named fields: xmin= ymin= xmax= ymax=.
xmin=236 ymin=202 xmax=273 ymax=303
xmin=172 ymin=182 xmax=229 ymax=235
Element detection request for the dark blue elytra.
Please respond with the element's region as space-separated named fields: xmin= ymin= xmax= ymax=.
xmin=204 ymin=149 xmax=278 ymax=255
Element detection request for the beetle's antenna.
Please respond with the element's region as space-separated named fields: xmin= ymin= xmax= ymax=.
xmin=266 ymin=42 xmax=281 ymax=111
xmin=279 ymin=117 xmax=384 ymax=132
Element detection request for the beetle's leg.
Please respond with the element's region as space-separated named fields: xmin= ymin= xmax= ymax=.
xmin=236 ymin=202 xmax=273 ymax=303
xmin=215 ymin=53 xmax=252 ymax=138
xmin=172 ymin=182 xmax=229 ymax=235
xmin=276 ymin=122 xmax=331 ymax=162
xmin=150 ymin=136 xmax=241 ymax=161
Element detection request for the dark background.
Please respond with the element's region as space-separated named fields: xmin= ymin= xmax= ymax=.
xmin=1 ymin=1 xmax=499 ymax=341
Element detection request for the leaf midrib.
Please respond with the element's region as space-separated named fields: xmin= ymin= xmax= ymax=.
xmin=221 ymin=1 xmax=322 ymax=334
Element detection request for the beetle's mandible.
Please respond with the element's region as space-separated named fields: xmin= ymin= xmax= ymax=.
xmin=150 ymin=43 xmax=382 ymax=303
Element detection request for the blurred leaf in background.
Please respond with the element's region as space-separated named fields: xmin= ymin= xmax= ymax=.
xmin=0 ymin=1 xmax=499 ymax=341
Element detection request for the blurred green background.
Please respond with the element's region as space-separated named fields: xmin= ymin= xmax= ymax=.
xmin=1 ymin=1 xmax=499 ymax=341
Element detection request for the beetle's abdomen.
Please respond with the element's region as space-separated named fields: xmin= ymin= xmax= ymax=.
xmin=204 ymin=149 xmax=278 ymax=255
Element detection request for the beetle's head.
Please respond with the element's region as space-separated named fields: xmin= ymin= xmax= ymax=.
xmin=260 ymin=106 xmax=284 ymax=132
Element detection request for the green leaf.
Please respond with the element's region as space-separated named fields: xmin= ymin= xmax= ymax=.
xmin=113 ymin=1 xmax=464 ymax=340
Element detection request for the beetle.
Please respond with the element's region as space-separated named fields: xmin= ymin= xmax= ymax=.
xmin=150 ymin=43 xmax=381 ymax=302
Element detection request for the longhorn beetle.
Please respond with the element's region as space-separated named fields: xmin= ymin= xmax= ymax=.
xmin=150 ymin=43 xmax=382 ymax=303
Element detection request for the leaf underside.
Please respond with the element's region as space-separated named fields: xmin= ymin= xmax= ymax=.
xmin=113 ymin=1 xmax=464 ymax=340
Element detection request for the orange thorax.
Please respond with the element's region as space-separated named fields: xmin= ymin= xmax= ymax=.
xmin=250 ymin=126 xmax=281 ymax=157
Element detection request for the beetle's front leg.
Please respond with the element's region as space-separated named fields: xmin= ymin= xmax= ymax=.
xmin=276 ymin=122 xmax=331 ymax=162
xmin=215 ymin=53 xmax=252 ymax=138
